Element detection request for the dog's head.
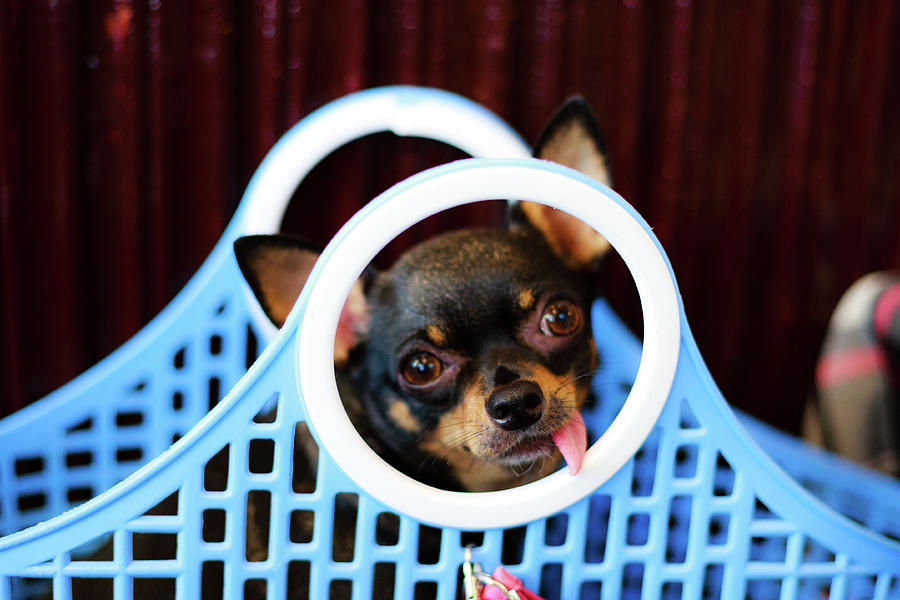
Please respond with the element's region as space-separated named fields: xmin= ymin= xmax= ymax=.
xmin=236 ymin=98 xmax=613 ymax=491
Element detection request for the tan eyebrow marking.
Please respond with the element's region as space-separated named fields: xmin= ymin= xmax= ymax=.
xmin=518 ymin=288 xmax=537 ymax=310
xmin=425 ymin=324 xmax=447 ymax=346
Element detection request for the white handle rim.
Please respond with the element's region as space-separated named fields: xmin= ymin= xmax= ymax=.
xmin=233 ymin=86 xmax=529 ymax=342
xmin=233 ymin=86 xmax=529 ymax=236
xmin=296 ymin=159 xmax=681 ymax=530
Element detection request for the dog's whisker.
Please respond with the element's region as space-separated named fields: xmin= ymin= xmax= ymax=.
xmin=553 ymin=369 xmax=600 ymax=395
xmin=442 ymin=428 xmax=489 ymax=450
xmin=589 ymin=380 xmax=634 ymax=392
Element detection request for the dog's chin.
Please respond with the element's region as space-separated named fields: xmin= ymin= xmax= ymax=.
xmin=492 ymin=434 xmax=557 ymax=467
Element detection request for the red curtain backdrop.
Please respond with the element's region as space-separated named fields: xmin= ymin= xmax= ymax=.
xmin=1 ymin=1 xmax=898 ymax=433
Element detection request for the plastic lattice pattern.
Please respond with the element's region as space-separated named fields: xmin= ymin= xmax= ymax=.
xmin=0 ymin=159 xmax=898 ymax=600
xmin=0 ymin=86 xmax=530 ymax=540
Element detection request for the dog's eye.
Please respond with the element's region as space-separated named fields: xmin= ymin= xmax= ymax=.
xmin=401 ymin=352 xmax=444 ymax=386
xmin=540 ymin=299 xmax=581 ymax=336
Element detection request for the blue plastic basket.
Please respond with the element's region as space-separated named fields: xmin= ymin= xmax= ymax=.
xmin=1 ymin=157 xmax=898 ymax=600
xmin=0 ymin=86 xmax=530 ymax=540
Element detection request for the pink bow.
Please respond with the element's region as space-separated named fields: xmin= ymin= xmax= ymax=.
xmin=481 ymin=567 xmax=545 ymax=600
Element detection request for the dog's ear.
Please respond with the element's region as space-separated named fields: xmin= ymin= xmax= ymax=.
xmin=234 ymin=235 xmax=369 ymax=366
xmin=513 ymin=97 xmax=612 ymax=269
xmin=533 ymin=97 xmax=612 ymax=186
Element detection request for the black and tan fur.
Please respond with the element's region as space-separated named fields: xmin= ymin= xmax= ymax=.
xmin=58 ymin=98 xmax=614 ymax=600
xmin=236 ymin=98 xmax=613 ymax=493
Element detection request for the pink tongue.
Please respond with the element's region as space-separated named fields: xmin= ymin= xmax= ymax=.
xmin=552 ymin=411 xmax=587 ymax=475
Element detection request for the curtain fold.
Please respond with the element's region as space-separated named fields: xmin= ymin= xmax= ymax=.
xmin=1 ymin=0 xmax=898 ymax=433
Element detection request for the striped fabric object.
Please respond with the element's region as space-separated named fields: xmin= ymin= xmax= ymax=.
xmin=811 ymin=272 xmax=900 ymax=477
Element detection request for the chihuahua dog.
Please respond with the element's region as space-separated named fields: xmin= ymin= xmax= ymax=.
xmin=53 ymin=99 xmax=612 ymax=600
xmin=235 ymin=98 xmax=612 ymax=493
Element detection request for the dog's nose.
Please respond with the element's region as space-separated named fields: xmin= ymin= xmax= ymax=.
xmin=486 ymin=380 xmax=543 ymax=431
